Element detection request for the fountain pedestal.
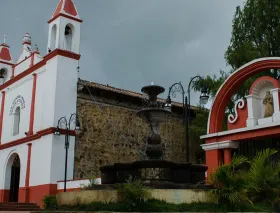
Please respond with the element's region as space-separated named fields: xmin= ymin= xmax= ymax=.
xmin=99 ymin=84 xmax=208 ymax=187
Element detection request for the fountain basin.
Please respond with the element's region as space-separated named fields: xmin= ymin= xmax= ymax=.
xmin=136 ymin=108 xmax=171 ymax=123
xmin=100 ymin=160 xmax=207 ymax=186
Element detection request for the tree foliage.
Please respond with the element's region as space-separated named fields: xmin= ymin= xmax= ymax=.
xmin=193 ymin=0 xmax=280 ymax=113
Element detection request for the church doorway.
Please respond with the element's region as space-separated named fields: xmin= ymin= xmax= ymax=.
xmin=9 ymin=155 xmax=20 ymax=202
xmin=4 ymin=154 xmax=21 ymax=202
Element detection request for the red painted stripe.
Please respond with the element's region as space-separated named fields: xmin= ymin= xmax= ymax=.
xmin=0 ymin=91 xmax=5 ymax=145
xmin=29 ymin=74 xmax=37 ymax=135
xmin=0 ymin=60 xmax=14 ymax=66
xmin=48 ymin=13 xmax=83 ymax=24
xmin=0 ymin=127 xmax=76 ymax=150
xmin=11 ymin=65 xmax=15 ymax=79
xmin=30 ymin=53 xmax=35 ymax=68
xmin=25 ymin=143 xmax=32 ymax=187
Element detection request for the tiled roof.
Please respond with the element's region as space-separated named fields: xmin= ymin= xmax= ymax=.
xmin=78 ymin=79 xmax=198 ymax=110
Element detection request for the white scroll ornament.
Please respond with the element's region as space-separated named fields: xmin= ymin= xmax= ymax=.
xmin=228 ymin=99 xmax=245 ymax=124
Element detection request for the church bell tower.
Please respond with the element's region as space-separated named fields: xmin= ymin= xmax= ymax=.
xmin=47 ymin=0 xmax=82 ymax=54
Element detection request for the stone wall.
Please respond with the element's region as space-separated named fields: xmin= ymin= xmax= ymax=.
xmin=74 ymin=93 xmax=188 ymax=178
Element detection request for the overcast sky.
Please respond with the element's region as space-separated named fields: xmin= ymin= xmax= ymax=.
xmin=0 ymin=0 xmax=245 ymax=105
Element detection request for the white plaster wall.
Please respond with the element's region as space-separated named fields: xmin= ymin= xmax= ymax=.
xmin=39 ymin=57 xmax=58 ymax=129
xmin=57 ymin=178 xmax=101 ymax=190
xmin=0 ymin=143 xmax=28 ymax=189
xmin=14 ymin=57 xmax=32 ymax=76
xmin=50 ymin=135 xmax=75 ymax=183
xmin=34 ymin=54 xmax=43 ymax=65
xmin=2 ymin=76 xmax=33 ymax=143
xmin=16 ymin=47 xmax=32 ymax=65
xmin=53 ymin=56 xmax=78 ymax=127
xmin=29 ymin=136 xmax=53 ymax=186
xmin=33 ymin=68 xmax=47 ymax=133
xmin=259 ymin=85 xmax=274 ymax=118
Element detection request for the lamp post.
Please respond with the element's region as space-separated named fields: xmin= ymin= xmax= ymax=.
xmin=165 ymin=76 xmax=209 ymax=162
xmin=54 ymin=113 xmax=80 ymax=192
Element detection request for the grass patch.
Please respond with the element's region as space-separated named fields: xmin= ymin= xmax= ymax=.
xmin=46 ymin=199 xmax=273 ymax=212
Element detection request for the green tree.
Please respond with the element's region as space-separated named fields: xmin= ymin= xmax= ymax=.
xmin=189 ymin=106 xmax=209 ymax=162
xmin=193 ymin=0 xmax=280 ymax=114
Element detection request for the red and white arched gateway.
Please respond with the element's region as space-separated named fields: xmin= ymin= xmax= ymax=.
xmin=0 ymin=0 xmax=82 ymax=208
xmin=201 ymin=58 xmax=280 ymax=176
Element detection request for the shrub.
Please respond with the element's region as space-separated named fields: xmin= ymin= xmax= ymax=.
xmin=43 ymin=195 xmax=58 ymax=210
xmin=209 ymin=148 xmax=280 ymax=210
xmin=117 ymin=175 xmax=151 ymax=210
xmin=247 ymin=149 xmax=280 ymax=202
xmin=208 ymin=155 xmax=251 ymax=208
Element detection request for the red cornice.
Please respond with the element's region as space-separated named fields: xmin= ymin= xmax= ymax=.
xmin=44 ymin=49 xmax=81 ymax=61
xmin=0 ymin=60 xmax=14 ymax=66
xmin=0 ymin=127 xmax=76 ymax=150
xmin=206 ymin=125 xmax=280 ymax=144
xmin=48 ymin=13 xmax=83 ymax=24
xmin=0 ymin=49 xmax=80 ymax=92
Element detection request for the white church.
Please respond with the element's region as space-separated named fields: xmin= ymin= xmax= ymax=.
xmin=0 ymin=0 xmax=87 ymax=207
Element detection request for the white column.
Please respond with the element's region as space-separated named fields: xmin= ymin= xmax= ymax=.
xmin=246 ymin=95 xmax=260 ymax=127
xmin=271 ymin=88 xmax=280 ymax=122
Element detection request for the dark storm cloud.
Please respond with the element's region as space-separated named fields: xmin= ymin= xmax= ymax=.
xmin=0 ymin=0 xmax=244 ymax=105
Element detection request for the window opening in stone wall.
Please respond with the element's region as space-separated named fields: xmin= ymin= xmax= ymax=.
xmin=13 ymin=106 xmax=20 ymax=136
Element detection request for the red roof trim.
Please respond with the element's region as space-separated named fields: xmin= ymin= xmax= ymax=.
xmin=48 ymin=13 xmax=83 ymax=24
xmin=53 ymin=0 xmax=64 ymax=17
xmin=0 ymin=43 xmax=9 ymax=48
xmin=64 ymin=0 xmax=78 ymax=17
xmin=205 ymin=124 xmax=280 ymax=144
xmin=0 ymin=60 xmax=14 ymax=66
xmin=0 ymin=47 xmax=12 ymax=61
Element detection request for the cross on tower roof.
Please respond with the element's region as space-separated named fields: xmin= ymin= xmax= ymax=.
xmin=3 ymin=34 xmax=6 ymax=44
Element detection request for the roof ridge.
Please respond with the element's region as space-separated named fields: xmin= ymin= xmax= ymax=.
xmin=78 ymin=79 xmax=199 ymax=109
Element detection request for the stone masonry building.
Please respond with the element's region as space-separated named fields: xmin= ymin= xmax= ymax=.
xmin=74 ymin=79 xmax=204 ymax=178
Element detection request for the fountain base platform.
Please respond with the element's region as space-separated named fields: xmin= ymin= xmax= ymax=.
xmin=100 ymin=160 xmax=208 ymax=188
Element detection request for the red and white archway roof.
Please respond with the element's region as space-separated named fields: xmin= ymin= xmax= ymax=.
xmin=53 ymin=0 xmax=80 ymax=19
xmin=207 ymin=57 xmax=280 ymax=134
xmin=0 ymin=43 xmax=12 ymax=62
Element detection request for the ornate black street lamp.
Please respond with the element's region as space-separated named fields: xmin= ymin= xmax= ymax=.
xmin=54 ymin=113 xmax=80 ymax=192
xmin=165 ymin=75 xmax=209 ymax=162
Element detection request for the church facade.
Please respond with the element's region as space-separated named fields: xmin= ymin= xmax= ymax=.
xmin=0 ymin=0 xmax=81 ymax=206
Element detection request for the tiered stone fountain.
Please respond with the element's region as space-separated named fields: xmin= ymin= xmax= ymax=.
xmin=100 ymin=84 xmax=208 ymax=188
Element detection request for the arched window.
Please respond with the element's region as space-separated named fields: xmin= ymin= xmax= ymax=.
xmin=50 ymin=24 xmax=57 ymax=50
xmin=13 ymin=107 xmax=20 ymax=136
xmin=64 ymin=24 xmax=74 ymax=51
xmin=0 ymin=68 xmax=8 ymax=84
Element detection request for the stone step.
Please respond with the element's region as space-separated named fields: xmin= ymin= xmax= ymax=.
xmin=0 ymin=203 xmax=41 ymax=211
